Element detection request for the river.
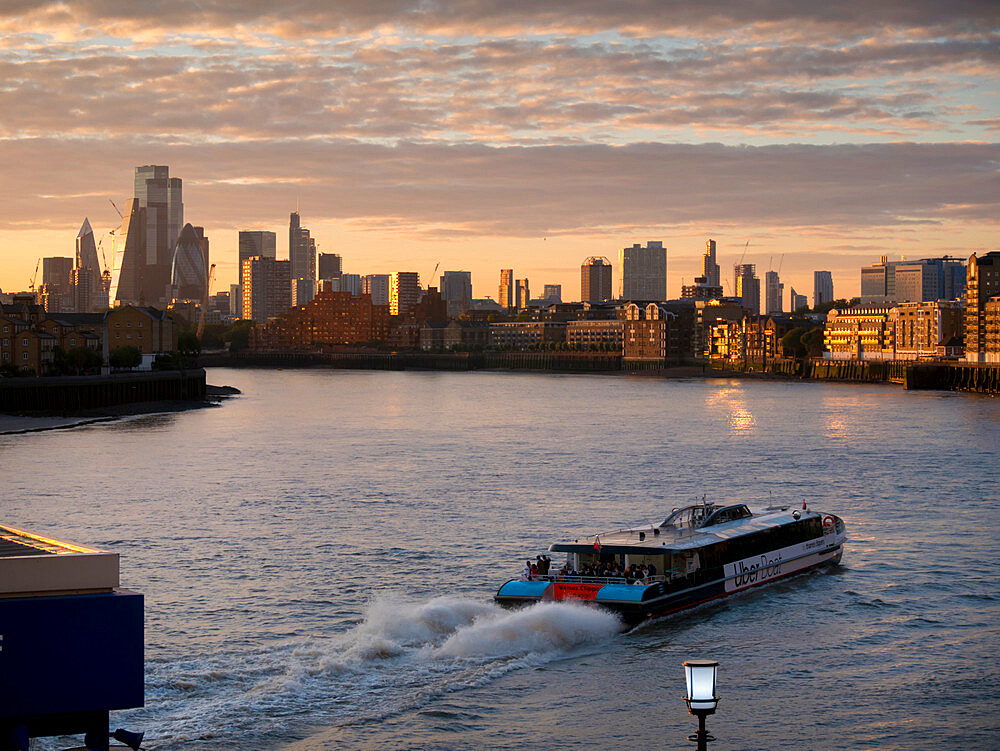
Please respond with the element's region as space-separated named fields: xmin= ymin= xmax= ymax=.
xmin=2 ymin=368 xmax=998 ymax=750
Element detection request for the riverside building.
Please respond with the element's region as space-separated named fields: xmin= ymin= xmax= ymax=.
xmin=966 ymin=251 xmax=1000 ymax=363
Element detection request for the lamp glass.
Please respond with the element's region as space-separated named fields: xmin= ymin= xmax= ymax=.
xmin=683 ymin=659 xmax=718 ymax=710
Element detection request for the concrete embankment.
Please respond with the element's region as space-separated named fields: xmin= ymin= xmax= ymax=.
xmin=0 ymin=369 xmax=208 ymax=415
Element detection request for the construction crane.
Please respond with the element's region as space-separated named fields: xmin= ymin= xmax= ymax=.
xmin=777 ymin=253 xmax=785 ymax=275
xmin=96 ymin=236 xmax=113 ymax=297
xmin=108 ymin=199 xmax=123 ymax=219
xmin=427 ymin=261 xmax=440 ymax=289
xmin=739 ymin=240 xmax=750 ymax=267
xmin=197 ymin=263 xmax=217 ymax=341
xmin=28 ymin=258 xmax=40 ymax=294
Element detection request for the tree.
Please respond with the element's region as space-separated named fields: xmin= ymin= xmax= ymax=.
xmin=223 ymin=320 xmax=255 ymax=352
xmin=109 ymin=345 xmax=142 ymax=370
xmin=801 ymin=327 xmax=826 ymax=357
xmin=177 ymin=330 xmax=201 ymax=366
xmin=200 ymin=323 xmax=226 ymax=350
xmin=780 ymin=327 xmax=807 ymax=358
xmin=812 ymin=298 xmax=858 ymax=315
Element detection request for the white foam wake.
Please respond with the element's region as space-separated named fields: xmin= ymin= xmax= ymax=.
xmin=107 ymin=595 xmax=622 ymax=751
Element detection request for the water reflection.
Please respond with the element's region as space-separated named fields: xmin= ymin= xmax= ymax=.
xmin=704 ymin=381 xmax=757 ymax=434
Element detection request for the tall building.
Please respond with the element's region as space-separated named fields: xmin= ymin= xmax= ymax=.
xmin=861 ymin=256 xmax=964 ymax=303
xmin=814 ymin=270 xmax=834 ymax=307
xmin=242 ymin=256 xmax=291 ymax=322
xmin=170 ymin=224 xmax=209 ymax=302
xmin=110 ymin=198 xmax=144 ymax=306
xmin=289 ymin=210 xmax=316 ymax=282
xmin=498 ymin=269 xmax=514 ymax=310
xmin=966 ymin=251 xmax=1000 ymax=362
xmin=42 ymin=257 xmax=73 ymax=292
xmin=134 ymin=165 xmax=183 ymax=305
xmin=229 ymin=283 xmax=242 ymax=318
xmin=238 ymin=231 xmax=276 ymax=269
xmin=702 ymin=239 xmax=721 ymax=288
xmin=764 ymin=271 xmax=783 ymax=315
xmin=515 ymin=278 xmax=530 ymax=310
xmin=581 ymin=257 xmax=613 ymax=303
xmin=75 ymin=218 xmax=104 ymax=308
xmin=543 ymin=284 xmax=562 ymax=303
xmin=789 ymin=287 xmax=807 ymax=312
xmin=390 ymin=272 xmax=421 ymax=316
xmin=861 ymin=256 xmax=899 ymax=301
xmin=734 ymin=264 xmax=760 ymax=315
xmin=291 ymin=278 xmax=316 ymax=307
xmin=440 ymin=271 xmax=472 ymax=317
xmin=70 ymin=267 xmax=95 ymax=314
xmin=362 ymin=274 xmax=390 ymax=306
xmin=334 ymin=273 xmax=362 ymax=296
xmin=318 ymin=253 xmax=343 ymax=281
xmin=620 ymin=241 xmax=667 ymax=300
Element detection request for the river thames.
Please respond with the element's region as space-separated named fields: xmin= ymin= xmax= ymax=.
xmin=3 ymin=369 xmax=999 ymax=750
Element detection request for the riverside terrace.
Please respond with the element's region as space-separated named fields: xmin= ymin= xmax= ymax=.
xmin=0 ymin=525 xmax=144 ymax=749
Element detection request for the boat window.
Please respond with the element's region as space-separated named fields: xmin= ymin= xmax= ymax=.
xmin=701 ymin=504 xmax=752 ymax=527
xmin=662 ymin=504 xmax=714 ymax=529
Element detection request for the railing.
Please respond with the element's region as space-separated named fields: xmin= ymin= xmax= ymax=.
xmin=523 ymin=574 xmax=668 ymax=585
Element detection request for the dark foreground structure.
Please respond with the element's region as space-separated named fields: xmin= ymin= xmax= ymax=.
xmin=0 ymin=525 xmax=143 ymax=751
xmin=0 ymin=369 xmax=207 ymax=414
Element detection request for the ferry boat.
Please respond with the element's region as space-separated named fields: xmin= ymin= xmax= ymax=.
xmin=495 ymin=501 xmax=846 ymax=627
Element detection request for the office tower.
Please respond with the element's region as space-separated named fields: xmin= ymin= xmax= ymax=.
xmin=229 ymin=284 xmax=242 ymax=318
xmin=965 ymin=251 xmax=1000 ymax=362
xmin=581 ymin=257 xmax=613 ymax=303
xmin=861 ymin=256 xmax=898 ymax=301
xmin=242 ymin=257 xmax=291 ymax=322
xmin=292 ymin=278 xmax=316 ymax=307
xmin=515 ymin=278 xmax=530 ymax=310
xmin=134 ymin=165 xmax=183 ymax=304
xmin=498 ymin=269 xmax=514 ymax=310
xmin=734 ymin=264 xmax=760 ymax=315
xmin=894 ymin=258 xmax=966 ymax=302
xmin=75 ymin=218 xmax=104 ymax=307
xmin=110 ymin=198 xmax=144 ymax=306
xmin=170 ymin=224 xmax=209 ymax=301
xmin=362 ymin=274 xmax=390 ymax=306
xmin=289 ymin=210 xmax=316 ymax=282
xmin=702 ymin=239 xmax=721 ymax=288
xmin=238 ymin=231 xmax=276 ymax=269
xmin=318 ymin=253 xmax=343 ymax=281
xmin=543 ymin=284 xmax=562 ymax=303
xmin=390 ymin=272 xmax=421 ymax=315
xmin=42 ymin=257 xmax=74 ymax=292
xmin=789 ymin=287 xmax=807 ymax=312
xmin=335 ymin=273 xmax=362 ymax=296
xmin=620 ymin=241 xmax=667 ymax=300
xmin=440 ymin=271 xmax=472 ymax=317
xmin=764 ymin=270 xmax=783 ymax=315
xmin=71 ymin=267 xmax=95 ymax=314
xmin=814 ymin=270 xmax=834 ymax=307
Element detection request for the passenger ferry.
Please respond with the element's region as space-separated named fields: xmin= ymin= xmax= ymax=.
xmin=495 ymin=501 xmax=846 ymax=627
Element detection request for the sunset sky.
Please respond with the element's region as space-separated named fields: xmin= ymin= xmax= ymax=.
xmin=1 ymin=1 xmax=997 ymax=302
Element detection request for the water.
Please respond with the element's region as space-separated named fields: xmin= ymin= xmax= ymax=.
xmin=2 ymin=369 xmax=999 ymax=750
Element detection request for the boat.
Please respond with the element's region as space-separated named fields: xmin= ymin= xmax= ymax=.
xmin=495 ymin=501 xmax=846 ymax=627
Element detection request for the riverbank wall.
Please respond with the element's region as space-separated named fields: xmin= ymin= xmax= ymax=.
xmin=0 ymin=369 xmax=207 ymax=414
xmin=199 ymin=351 xmax=1000 ymax=394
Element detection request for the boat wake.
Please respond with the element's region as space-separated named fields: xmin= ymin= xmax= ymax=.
xmin=115 ymin=595 xmax=621 ymax=750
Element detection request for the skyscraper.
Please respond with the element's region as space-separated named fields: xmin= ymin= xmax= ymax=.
xmin=581 ymin=257 xmax=613 ymax=303
xmin=702 ymin=239 xmax=721 ymax=288
xmin=110 ymin=198 xmax=144 ymax=306
xmin=440 ymin=271 xmax=472 ymax=317
xmin=390 ymin=272 xmax=421 ymax=315
xmin=170 ymin=224 xmax=209 ymax=301
xmin=620 ymin=241 xmax=667 ymax=300
xmin=498 ymin=269 xmax=514 ymax=310
xmin=789 ymin=287 xmax=807 ymax=313
xmin=734 ymin=264 xmax=760 ymax=315
xmin=764 ymin=270 xmax=783 ymax=315
xmin=515 ymin=278 xmax=530 ymax=310
xmin=289 ymin=210 xmax=316 ymax=282
xmin=318 ymin=253 xmax=343 ymax=281
xmin=238 ymin=231 xmax=276 ymax=271
xmin=291 ymin=278 xmax=316 ymax=307
xmin=134 ymin=165 xmax=183 ymax=305
xmin=814 ymin=270 xmax=834 ymax=307
xmin=75 ymin=218 xmax=104 ymax=308
xmin=42 ymin=257 xmax=73 ymax=292
xmin=362 ymin=274 xmax=390 ymax=306
xmin=242 ymin=256 xmax=291 ymax=322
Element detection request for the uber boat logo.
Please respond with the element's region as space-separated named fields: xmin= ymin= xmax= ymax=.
xmin=729 ymin=553 xmax=783 ymax=590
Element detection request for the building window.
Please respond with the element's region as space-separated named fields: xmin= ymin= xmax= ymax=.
xmin=23 ymin=353 xmax=28 ymax=360
xmin=22 ymin=338 xmax=27 ymax=346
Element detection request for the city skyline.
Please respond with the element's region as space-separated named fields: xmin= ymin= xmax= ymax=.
xmin=1 ymin=3 xmax=997 ymax=302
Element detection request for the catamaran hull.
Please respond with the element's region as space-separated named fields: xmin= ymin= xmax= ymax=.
xmin=496 ymin=541 xmax=844 ymax=628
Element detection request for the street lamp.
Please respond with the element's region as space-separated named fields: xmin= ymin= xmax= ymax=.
xmin=683 ymin=659 xmax=719 ymax=751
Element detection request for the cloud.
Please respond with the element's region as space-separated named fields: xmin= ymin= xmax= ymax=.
xmin=2 ymin=138 xmax=996 ymax=238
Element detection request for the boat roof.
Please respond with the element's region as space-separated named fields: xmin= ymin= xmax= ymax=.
xmin=0 ymin=524 xmax=119 ymax=596
xmin=548 ymin=505 xmax=822 ymax=556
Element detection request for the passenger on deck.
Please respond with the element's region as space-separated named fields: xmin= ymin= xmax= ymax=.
xmin=647 ymin=562 xmax=657 ymax=577
xmin=523 ymin=560 xmax=532 ymax=579
xmin=530 ymin=562 xmax=539 ymax=579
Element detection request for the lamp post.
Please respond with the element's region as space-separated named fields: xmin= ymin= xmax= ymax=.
xmin=682 ymin=659 xmax=719 ymax=751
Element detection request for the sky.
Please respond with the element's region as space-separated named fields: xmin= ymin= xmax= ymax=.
xmin=1 ymin=1 xmax=997 ymax=303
